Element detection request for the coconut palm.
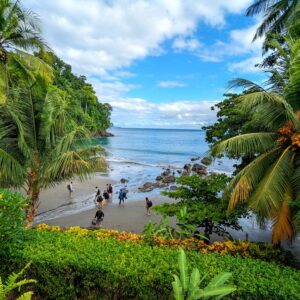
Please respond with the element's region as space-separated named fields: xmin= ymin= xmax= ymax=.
xmin=0 ymin=0 xmax=49 ymax=101
xmin=0 ymin=79 xmax=106 ymax=223
xmin=211 ymin=38 xmax=300 ymax=244
xmin=246 ymin=0 xmax=300 ymax=41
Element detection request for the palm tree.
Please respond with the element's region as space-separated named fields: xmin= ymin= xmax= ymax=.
xmin=0 ymin=0 xmax=48 ymax=100
xmin=211 ymin=38 xmax=300 ymax=244
xmin=0 ymin=79 xmax=106 ymax=223
xmin=246 ymin=0 xmax=300 ymax=41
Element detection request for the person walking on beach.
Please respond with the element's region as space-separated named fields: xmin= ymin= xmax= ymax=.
xmin=108 ymin=184 xmax=113 ymax=201
xmin=145 ymin=197 xmax=152 ymax=215
xmin=95 ymin=187 xmax=101 ymax=206
xmin=103 ymin=190 xmax=110 ymax=205
xmin=67 ymin=182 xmax=74 ymax=198
xmin=93 ymin=208 xmax=104 ymax=227
xmin=96 ymin=193 xmax=104 ymax=208
xmin=119 ymin=189 xmax=125 ymax=207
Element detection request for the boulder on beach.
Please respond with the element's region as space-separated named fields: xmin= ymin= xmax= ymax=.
xmin=183 ymin=163 xmax=191 ymax=170
xmin=182 ymin=170 xmax=189 ymax=176
xmin=138 ymin=182 xmax=156 ymax=192
xmin=161 ymin=170 xmax=171 ymax=177
xmin=191 ymin=156 xmax=200 ymax=162
xmin=156 ymin=175 xmax=163 ymax=181
xmin=201 ymin=157 xmax=212 ymax=166
xmin=192 ymin=163 xmax=207 ymax=176
xmin=162 ymin=175 xmax=176 ymax=183
xmin=120 ymin=178 xmax=128 ymax=184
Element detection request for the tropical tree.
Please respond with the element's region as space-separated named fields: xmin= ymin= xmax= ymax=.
xmin=211 ymin=38 xmax=300 ymax=244
xmin=246 ymin=0 xmax=300 ymax=41
xmin=0 ymin=76 xmax=106 ymax=223
xmin=0 ymin=0 xmax=48 ymax=101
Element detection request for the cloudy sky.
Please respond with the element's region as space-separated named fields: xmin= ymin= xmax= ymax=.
xmin=24 ymin=0 xmax=264 ymax=129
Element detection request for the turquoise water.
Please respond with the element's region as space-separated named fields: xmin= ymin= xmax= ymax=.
xmin=97 ymin=127 xmax=232 ymax=172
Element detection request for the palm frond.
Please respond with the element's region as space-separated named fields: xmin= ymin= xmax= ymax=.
xmin=211 ymin=132 xmax=277 ymax=158
xmin=248 ymin=146 xmax=293 ymax=219
xmin=271 ymin=185 xmax=293 ymax=244
xmin=227 ymin=147 xmax=281 ymax=210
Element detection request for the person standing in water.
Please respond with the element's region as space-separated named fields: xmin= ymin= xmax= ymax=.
xmin=108 ymin=184 xmax=113 ymax=201
xmin=95 ymin=187 xmax=101 ymax=206
xmin=145 ymin=197 xmax=152 ymax=215
xmin=67 ymin=182 xmax=74 ymax=198
xmin=103 ymin=190 xmax=110 ymax=205
xmin=118 ymin=189 xmax=125 ymax=207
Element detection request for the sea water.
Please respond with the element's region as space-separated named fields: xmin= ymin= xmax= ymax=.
xmin=96 ymin=127 xmax=234 ymax=197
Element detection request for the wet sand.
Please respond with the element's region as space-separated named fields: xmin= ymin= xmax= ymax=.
xmin=35 ymin=174 xmax=176 ymax=232
xmin=38 ymin=196 xmax=176 ymax=233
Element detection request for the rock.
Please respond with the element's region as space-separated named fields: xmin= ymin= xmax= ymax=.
xmin=169 ymin=185 xmax=177 ymax=191
xmin=191 ymin=156 xmax=200 ymax=161
xmin=183 ymin=163 xmax=192 ymax=172
xmin=161 ymin=170 xmax=171 ymax=177
xmin=177 ymin=170 xmax=182 ymax=174
xmin=143 ymin=182 xmax=154 ymax=189
xmin=156 ymin=175 xmax=163 ymax=181
xmin=210 ymin=171 xmax=218 ymax=176
xmin=201 ymin=157 xmax=212 ymax=166
xmin=138 ymin=182 xmax=156 ymax=192
xmin=162 ymin=175 xmax=176 ymax=183
xmin=120 ymin=178 xmax=128 ymax=184
xmin=182 ymin=170 xmax=189 ymax=176
xmin=192 ymin=163 xmax=207 ymax=176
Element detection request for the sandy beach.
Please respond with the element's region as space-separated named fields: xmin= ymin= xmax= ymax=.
xmin=35 ymin=173 xmax=175 ymax=233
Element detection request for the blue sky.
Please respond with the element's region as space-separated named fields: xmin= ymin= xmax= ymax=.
xmin=24 ymin=0 xmax=265 ymax=129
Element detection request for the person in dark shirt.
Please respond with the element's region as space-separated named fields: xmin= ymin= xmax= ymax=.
xmin=94 ymin=209 xmax=104 ymax=227
xmin=103 ymin=190 xmax=110 ymax=205
xmin=145 ymin=197 xmax=152 ymax=215
xmin=108 ymin=184 xmax=113 ymax=200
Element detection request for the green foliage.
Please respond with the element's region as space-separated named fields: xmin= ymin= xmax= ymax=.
xmin=172 ymin=249 xmax=236 ymax=300
xmin=0 ymin=263 xmax=36 ymax=300
xmin=0 ymin=189 xmax=28 ymax=254
xmin=158 ymin=174 xmax=246 ymax=240
xmin=37 ymin=51 xmax=112 ymax=133
xmin=1 ymin=229 xmax=300 ymax=299
xmin=202 ymin=94 xmax=262 ymax=172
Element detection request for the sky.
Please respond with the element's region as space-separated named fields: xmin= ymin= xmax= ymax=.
xmin=24 ymin=0 xmax=265 ymax=129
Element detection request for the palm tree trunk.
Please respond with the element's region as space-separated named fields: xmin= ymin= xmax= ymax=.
xmin=26 ymin=170 xmax=40 ymax=227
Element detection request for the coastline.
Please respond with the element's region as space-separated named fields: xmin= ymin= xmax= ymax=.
xmin=35 ymin=173 xmax=175 ymax=233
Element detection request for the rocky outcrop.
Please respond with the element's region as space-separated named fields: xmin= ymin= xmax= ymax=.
xmin=191 ymin=156 xmax=200 ymax=162
xmin=120 ymin=178 xmax=128 ymax=184
xmin=192 ymin=163 xmax=207 ymax=176
xmin=92 ymin=131 xmax=114 ymax=137
xmin=201 ymin=157 xmax=212 ymax=166
xmin=161 ymin=170 xmax=171 ymax=177
xmin=162 ymin=175 xmax=176 ymax=184
xmin=156 ymin=175 xmax=163 ymax=181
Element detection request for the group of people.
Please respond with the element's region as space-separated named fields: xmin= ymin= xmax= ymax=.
xmin=95 ymin=184 xmax=113 ymax=208
xmin=67 ymin=181 xmax=153 ymax=228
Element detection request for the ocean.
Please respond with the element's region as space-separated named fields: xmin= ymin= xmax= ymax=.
xmin=96 ymin=127 xmax=234 ymax=199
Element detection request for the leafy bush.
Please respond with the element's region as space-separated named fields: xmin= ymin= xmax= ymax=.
xmin=159 ymin=175 xmax=248 ymax=241
xmin=1 ymin=229 xmax=300 ymax=299
xmin=172 ymin=249 xmax=236 ymax=299
xmin=0 ymin=262 xmax=36 ymax=300
xmin=0 ymin=189 xmax=28 ymax=254
xmin=35 ymin=224 xmax=295 ymax=266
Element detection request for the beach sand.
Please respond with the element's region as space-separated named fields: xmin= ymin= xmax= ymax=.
xmin=35 ymin=174 xmax=175 ymax=233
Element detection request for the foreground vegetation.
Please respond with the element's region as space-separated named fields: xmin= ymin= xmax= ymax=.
xmin=1 ymin=228 xmax=300 ymax=300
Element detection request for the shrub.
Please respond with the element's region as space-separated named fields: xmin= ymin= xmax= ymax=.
xmin=0 ymin=189 xmax=28 ymax=254
xmin=1 ymin=229 xmax=300 ymax=299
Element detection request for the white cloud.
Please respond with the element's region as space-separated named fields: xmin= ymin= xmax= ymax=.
xmin=109 ymin=98 xmax=218 ymax=128
xmin=24 ymin=0 xmax=253 ymax=77
xmin=172 ymin=37 xmax=201 ymax=52
xmin=158 ymin=81 xmax=188 ymax=88
xmin=22 ymin=0 xmax=254 ymax=127
xmin=228 ymin=56 xmax=262 ymax=73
